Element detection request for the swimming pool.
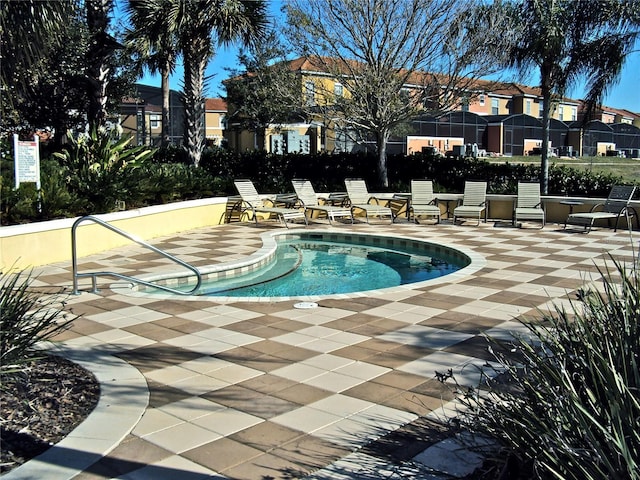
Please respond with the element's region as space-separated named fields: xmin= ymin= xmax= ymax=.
xmin=198 ymin=238 xmax=463 ymax=296
xmin=137 ymin=231 xmax=481 ymax=300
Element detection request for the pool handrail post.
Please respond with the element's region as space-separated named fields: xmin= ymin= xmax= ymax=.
xmin=71 ymin=215 xmax=202 ymax=296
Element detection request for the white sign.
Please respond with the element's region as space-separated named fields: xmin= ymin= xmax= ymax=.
xmin=14 ymin=134 xmax=41 ymax=189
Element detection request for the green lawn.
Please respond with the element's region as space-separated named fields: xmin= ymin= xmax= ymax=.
xmin=487 ymin=155 xmax=640 ymax=184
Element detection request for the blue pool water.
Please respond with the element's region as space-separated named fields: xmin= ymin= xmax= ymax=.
xmin=194 ymin=238 xmax=465 ymax=297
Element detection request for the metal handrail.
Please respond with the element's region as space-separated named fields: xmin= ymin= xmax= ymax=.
xmin=71 ymin=215 xmax=202 ymax=295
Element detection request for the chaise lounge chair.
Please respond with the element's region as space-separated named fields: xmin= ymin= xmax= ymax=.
xmin=344 ymin=178 xmax=394 ymax=223
xmin=234 ymin=179 xmax=308 ymax=228
xmin=513 ymin=182 xmax=545 ymax=228
xmin=564 ymin=185 xmax=637 ymax=233
xmin=409 ymin=179 xmax=441 ymax=224
xmin=291 ymin=179 xmax=353 ymax=224
xmin=453 ymin=181 xmax=487 ymax=226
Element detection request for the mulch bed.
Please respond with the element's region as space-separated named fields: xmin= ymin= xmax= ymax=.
xmin=0 ymin=354 xmax=100 ymax=474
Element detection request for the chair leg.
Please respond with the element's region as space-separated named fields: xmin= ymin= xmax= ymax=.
xmin=585 ymin=219 xmax=595 ymax=233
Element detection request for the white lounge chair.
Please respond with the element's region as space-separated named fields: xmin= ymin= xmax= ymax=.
xmin=291 ymin=179 xmax=353 ymax=224
xmin=564 ymin=185 xmax=637 ymax=233
xmin=513 ymin=182 xmax=545 ymax=228
xmin=344 ymin=178 xmax=394 ymax=223
xmin=453 ymin=181 xmax=487 ymax=226
xmin=234 ymin=179 xmax=307 ymax=228
xmin=409 ymin=179 xmax=441 ymax=224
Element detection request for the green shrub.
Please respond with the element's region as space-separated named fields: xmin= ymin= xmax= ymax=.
xmin=458 ymin=258 xmax=640 ymax=479
xmin=53 ymin=128 xmax=155 ymax=213
xmin=548 ymin=164 xmax=623 ymax=197
xmin=38 ymin=159 xmax=84 ymax=219
xmin=0 ymin=143 xmax=631 ymax=224
xmin=134 ymin=163 xmax=223 ymax=206
xmin=0 ymin=182 xmax=39 ymax=224
xmin=0 ymin=270 xmax=75 ymax=379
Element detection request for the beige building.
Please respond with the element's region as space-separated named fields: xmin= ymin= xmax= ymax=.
xmin=224 ymin=56 xmax=639 ymax=156
xmin=205 ymin=98 xmax=227 ymax=147
xmin=119 ymin=96 xmax=162 ymax=146
xmin=122 ymin=71 xmax=639 ymax=158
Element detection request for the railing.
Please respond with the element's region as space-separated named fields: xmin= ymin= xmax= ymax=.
xmin=71 ymin=215 xmax=202 ymax=295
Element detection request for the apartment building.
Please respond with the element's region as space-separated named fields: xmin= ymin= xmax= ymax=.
xmin=205 ymin=98 xmax=227 ymax=147
xmin=224 ymin=56 xmax=640 ymax=158
xmin=119 ymin=84 xmax=185 ymax=147
xmin=120 ymin=61 xmax=639 ymax=158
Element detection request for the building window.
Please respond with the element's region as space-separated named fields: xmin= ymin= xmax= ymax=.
xmin=305 ymin=81 xmax=315 ymax=106
xmin=150 ymin=115 xmax=160 ymax=129
xmin=461 ymin=97 xmax=469 ymax=112
xmin=571 ymin=107 xmax=577 ymax=121
xmin=491 ymin=98 xmax=499 ymax=115
xmin=539 ymin=102 xmax=544 ymax=118
xmin=479 ymin=94 xmax=485 ymax=106
xmin=525 ymin=99 xmax=531 ymax=115
xmin=558 ymin=106 xmax=564 ymax=120
xmin=334 ymin=82 xmax=343 ymax=97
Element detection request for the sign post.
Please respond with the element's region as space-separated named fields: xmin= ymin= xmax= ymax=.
xmin=13 ymin=134 xmax=41 ymax=190
xmin=13 ymin=134 xmax=42 ymax=213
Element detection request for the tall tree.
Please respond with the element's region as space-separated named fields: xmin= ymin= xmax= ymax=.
xmin=1 ymin=0 xmax=75 ymax=135
xmin=476 ymin=0 xmax=639 ymax=193
xmin=284 ymin=0 xmax=499 ymax=187
xmin=2 ymin=12 xmax=89 ymax=144
xmin=1 ymin=0 xmax=134 ymax=142
xmin=173 ymin=0 xmax=268 ymax=167
xmin=85 ymin=0 xmax=121 ymax=131
xmin=0 ymin=0 xmax=73 ymax=96
xmin=124 ymin=0 xmax=180 ymax=147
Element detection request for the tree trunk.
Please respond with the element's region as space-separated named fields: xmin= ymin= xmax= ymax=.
xmin=376 ymin=130 xmax=390 ymax=188
xmin=161 ymin=65 xmax=171 ymax=147
xmin=539 ymin=70 xmax=553 ymax=195
xmin=85 ymin=0 xmax=114 ymax=132
xmin=182 ymin=40 xmax=207 ymax=167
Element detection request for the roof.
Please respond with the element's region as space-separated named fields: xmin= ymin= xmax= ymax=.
xmin=228 ymin=56 xmax=638 ymax=117
xmin=205 ymin=98 xmax=227 ymax=111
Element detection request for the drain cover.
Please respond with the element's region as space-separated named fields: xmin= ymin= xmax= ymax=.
xmin=294 ymin=302 xmax=318 ymax=309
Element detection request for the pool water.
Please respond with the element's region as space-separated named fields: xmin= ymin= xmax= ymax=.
xmin=195 ymin=239 xmax=464 ymax=297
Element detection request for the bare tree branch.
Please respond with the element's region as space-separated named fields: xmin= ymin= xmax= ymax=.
xmin=284 ymin=0 xmax=501 ymax=186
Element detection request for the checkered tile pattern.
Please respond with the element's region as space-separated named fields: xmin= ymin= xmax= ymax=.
xmin=32 ymin=219 xmax=636 ymax=479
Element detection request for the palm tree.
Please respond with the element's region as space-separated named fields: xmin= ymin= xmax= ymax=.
xmin=124 ymin=0 xmax=180 ymax=147
xmin=0 ymin=0 xmax=74 ymax=106
xmin=489 ymin=0 xmax=638 ymax=193
xmin=175 ymin=0 xmax=268 ymax=167
xmin=85 ymin=0 xmax=121 ymax=131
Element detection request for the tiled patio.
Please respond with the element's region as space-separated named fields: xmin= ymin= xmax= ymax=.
xmin=17 ymin=219 xmax=638 ymax=479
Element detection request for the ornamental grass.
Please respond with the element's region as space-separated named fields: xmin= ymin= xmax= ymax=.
xmin=460 ymin=257 xmax=640 ymax=479
xmin=0 ymin=270 xmax=74 ymax=379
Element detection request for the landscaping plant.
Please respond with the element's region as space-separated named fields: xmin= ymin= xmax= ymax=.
xmin=0 ymin=270 xmax=74 ymax=379
xmin=459 ymin=257 xmax=640 ymax=479
xmin=53 ymin=128 xmax=155 ymax=214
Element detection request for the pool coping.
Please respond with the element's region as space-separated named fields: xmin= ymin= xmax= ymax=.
xmin=115 ymin=229 xmax=486 ymax=303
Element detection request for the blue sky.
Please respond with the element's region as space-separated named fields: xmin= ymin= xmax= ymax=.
xmin=126 ymin=1 xmax=640 ymax=113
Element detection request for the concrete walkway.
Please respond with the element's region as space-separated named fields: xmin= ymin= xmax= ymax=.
xmin=8 ymin=219 xmax=636 ymax=479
